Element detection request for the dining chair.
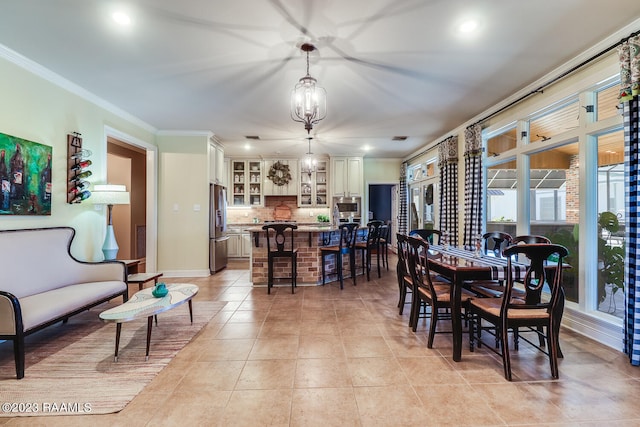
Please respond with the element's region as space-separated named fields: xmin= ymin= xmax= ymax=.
xmin=406 ymin=235 xmax=473 ymax=348
xmin=355 ymin=220 xmax=383 ymax=281
xmin=409 ymin=228 xmax=441 ymax=245
xmin=396 ymin=233 xmax=413 ymax=316
xmin=464 ymin=231 xmax=514 ymax=298
xmin=321 ymin=222 xmax=359 ymax=289
xmin=262 ymin=223 xmax=298 ymax=294
xmin=483 ymin=231 xmax=513 ymax=257
xmin=378 ymin=221 xmax=391 ymax=270
xmin=468 ymin=243 xmax=569 ymax=381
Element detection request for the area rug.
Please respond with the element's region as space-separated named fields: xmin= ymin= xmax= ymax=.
xmin=0 ymin=298 xmax=225 ymax=416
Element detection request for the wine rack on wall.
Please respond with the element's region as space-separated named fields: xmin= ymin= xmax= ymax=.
xmin=67 ymin=132 xmax=92 ymax=203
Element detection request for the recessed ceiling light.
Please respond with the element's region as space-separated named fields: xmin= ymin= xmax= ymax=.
xmin=458 ymin=19 xmax=478 ymax=34
xmin=244 ymin=143 xmax=251 ymax=150
xmin=112 ymin=11 xmax=131 ymax=26
xmin=363 ymin=145 xmax=371 ymax=151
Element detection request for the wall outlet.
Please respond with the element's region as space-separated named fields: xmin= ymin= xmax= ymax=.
xmin=309 ymin=211 xmax=314 ymax=217
xmin=244 ymin=211 xmax=249 ymax=217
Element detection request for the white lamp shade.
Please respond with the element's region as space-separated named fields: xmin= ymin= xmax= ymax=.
xmin=91 ymin=184 xmax=130 ymax=205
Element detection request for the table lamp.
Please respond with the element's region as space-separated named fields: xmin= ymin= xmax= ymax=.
xmin=92 ymin=184 xmax=130 ymax=260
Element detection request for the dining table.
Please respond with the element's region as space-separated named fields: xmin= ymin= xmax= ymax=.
xmin=424 ymin=244 xmax=565 ymax=362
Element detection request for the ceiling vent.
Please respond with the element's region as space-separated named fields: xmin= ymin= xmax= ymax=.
xmin=392 ymin=136 xmax=408 ymax=141
xmin=245 ymin=135 xmax=260 ymax=140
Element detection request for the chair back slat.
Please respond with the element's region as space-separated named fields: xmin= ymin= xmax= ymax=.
xmin=406 ymin=235 xmax=436 ymax=299
xmin=483 ymin=231 xmax=512 ymax=258
xmin=409 ymin=228 xmax=441 ymax=244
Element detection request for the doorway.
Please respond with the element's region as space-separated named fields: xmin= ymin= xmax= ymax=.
xmin=368 ymin=183 xmax=397 ymax=250
xmin=104 ymin=126 xmax=157 ymax=272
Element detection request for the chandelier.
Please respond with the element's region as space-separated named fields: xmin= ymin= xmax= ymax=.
xmin=290 ymin=43 xmax=327 ymax=134
xmin=301 ymin=137 xmax=317 ymax=178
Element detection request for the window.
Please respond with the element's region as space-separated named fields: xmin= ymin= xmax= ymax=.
xmin=596 ymin=83 xmax=621 ymax=121
xmin=596 ymin=130 xmax=624 ymax=318
xmin=486 ymin=126 xmax=517 ymax=156
xmin=486 ymin=161 xmax=517 ymax=235
xmin=529 ymin=100 xmax=579 ymax=143
xmin=528 ymin=142 xmax=579 ymax=304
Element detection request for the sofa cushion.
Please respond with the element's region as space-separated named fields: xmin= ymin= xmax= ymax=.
xmin=19 ymin=281 xmax=127 ymax=331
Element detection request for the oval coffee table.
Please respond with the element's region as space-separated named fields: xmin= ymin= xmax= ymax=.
xmin=99 ymin=283 xmax=199 ymax=361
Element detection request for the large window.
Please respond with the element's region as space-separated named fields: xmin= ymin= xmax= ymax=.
xmin=486 ymin=161 xmax=517 ymax=235
xmin=529 ymin=142 xmax=580 ymax=304
xmin=596 ymin=130 xmax=625 ymax=318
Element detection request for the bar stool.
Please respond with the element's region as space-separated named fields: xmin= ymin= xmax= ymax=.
xmin=355 ymin=220 xmax=383 ymax=281
xmin=321 ymin=223 xmax=359 ymax=289
xmin=262 ymin=223 xmax=298 ymax=294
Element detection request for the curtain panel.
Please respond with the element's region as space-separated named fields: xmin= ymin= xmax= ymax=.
xmin=463 ymin=124 xmax=483 ymax=248
xmin=438 ymin=136 xmax=458 ymax=244
xmin=619 ymin=35 xmax=640 ymax=365
xmin=399 ymin=162 xmax=408 ymax=235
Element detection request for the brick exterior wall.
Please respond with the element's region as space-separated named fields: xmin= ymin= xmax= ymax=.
xmin=565 ymin=154 xmax=580 ymax=223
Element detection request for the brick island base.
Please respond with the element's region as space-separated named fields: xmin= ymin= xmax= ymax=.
xmin=245 ymin=225 xmax=366 ymax=286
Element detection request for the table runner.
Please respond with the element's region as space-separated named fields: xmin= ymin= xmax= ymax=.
xmin=430 ymin=244 xmax=527 ymax=280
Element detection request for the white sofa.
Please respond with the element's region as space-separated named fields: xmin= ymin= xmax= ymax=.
xmin=0 ymin=227 xmax=128 ymax=379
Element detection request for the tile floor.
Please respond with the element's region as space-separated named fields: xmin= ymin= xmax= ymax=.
xmin=4 ymin=256 xmax=640 ymax=426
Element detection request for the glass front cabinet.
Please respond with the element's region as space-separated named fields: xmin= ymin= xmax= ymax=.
xmin=298 ymin=159 xmax=328 ymax=207
xmin=231 ymin=159 xmax=263 ymax=206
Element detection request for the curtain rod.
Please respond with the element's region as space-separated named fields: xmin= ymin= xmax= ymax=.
xmin=405 ymin=28 xmax=640 ymax=165
xmin=472 ymin=28 xmax=640 ymax=127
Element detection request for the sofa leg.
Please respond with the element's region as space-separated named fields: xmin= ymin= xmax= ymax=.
xmin=13 ymin=338 xmax=25 ymax=379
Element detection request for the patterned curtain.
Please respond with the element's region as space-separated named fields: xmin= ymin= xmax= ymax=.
xmin=399 ymin=162 xmax=408 ymax=235
xmin=438 ymin=136 xmax=458 ymax=243
xmin=619 ymin=35 xmax=640 ymax=365
xmin=463 ymin=124 xmax=483 ymax=248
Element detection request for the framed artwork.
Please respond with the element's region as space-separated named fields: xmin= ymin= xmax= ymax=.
xmin=0 ymin=132 xmax=52 ymax=216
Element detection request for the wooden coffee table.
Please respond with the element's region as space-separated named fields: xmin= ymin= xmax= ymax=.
xmin=99 ymin=283 xmax=199 ymax=361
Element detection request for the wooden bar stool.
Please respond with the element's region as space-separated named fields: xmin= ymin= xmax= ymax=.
xmin=321 ymin=223 xmax=359 ymax=289
xmin=262 ymin=223 xmax=298 ymax=294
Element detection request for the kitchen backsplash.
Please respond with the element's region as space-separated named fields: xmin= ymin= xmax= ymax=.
xmin=227 ymin=196 xmax=330 ymax=224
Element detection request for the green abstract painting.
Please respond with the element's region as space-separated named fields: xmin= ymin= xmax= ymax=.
xmin=0 ymin=132 xmax=52 ymax=215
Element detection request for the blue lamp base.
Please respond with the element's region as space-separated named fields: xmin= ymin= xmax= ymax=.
xmin=102 ymin=224 xmax=119 ymax=260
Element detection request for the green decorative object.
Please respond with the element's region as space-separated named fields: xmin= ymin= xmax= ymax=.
xmin=267 ymin=161 xmax=292 ymax=186
xmin=152 ymin=282 xmax=168 ymax=298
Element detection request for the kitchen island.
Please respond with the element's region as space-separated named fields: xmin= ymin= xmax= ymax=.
xmin=243 ymin=224 xmax=365 ymax=286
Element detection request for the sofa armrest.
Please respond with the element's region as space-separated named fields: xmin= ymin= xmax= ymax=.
xmin=0 ymin=291 xmax=22 ymax=336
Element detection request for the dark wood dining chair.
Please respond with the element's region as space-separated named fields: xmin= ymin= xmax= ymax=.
xmin=378 ymin=222 xmax=391 ymax=270
xmin=468 ymin=243 xmax=569 ymax=381
xmin=406 ymin=235 xmax=472 ymax=348
xmin=321 ymin=223 xmax=359 ymax=289
xmin=396 ymin=233 xmax=413 ymax=316
xmin=262 ymin=223 xmax=298 ymax=294
xmin=355 ymin=220 xmax=383 ymax=281
xmin=464 ymin=231 xmax=514 ymax=298
xmin=483 ymin=231 xmax=513 ymax=257
xmin=409 ymin=228 xmax=441 ymax=244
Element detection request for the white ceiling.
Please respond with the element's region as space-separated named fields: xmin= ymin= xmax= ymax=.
xmin=1 ymin=1 xmax=639 ymax=159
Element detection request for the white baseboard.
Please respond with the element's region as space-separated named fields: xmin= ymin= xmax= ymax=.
xmin=562 ymin=307 xmax=623 ymax=351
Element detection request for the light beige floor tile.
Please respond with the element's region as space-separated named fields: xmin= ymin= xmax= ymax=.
xmin=297 ymin=335 xmax=344 ymax=358
xmin=198 ymin=338 xmax=255 ymax=361
xmin=219 ymin=389 xmax=292 ymax=427
xmin=248 ymin=336 xmax=300 ymax=360
xmin=342 ymin=336 xmax=393 ymax=358
xmin=174 ymin=360 xmax=244 ymax=391
xmin=347 ymin=357 xmax=408 ymax=386
xmin=290 ymin=388 xmax=360 ymax=427
xmin=353 ymin=385 xmax=429 ymax=426
xmin=294 ymin=358 xmax=352 ymax=388
xmin=215 ymin=322 xmax=262 ymax=339
xmin=235 ymin=359 xmax=296 ymax=389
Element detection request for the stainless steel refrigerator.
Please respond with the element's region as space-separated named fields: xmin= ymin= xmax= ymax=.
xmin=209 ymin=183 xmax=228 ymax=273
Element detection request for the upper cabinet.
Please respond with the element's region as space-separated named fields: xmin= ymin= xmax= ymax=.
xmin=331 ymin=156 xmax=363 ymax=197
xmin=263 ymin=159 xmax=298 ymax=196
xmin=299 ymin=158 xmax=328 ymax=207
xmin=208 ymin=140 xmax=225 ymax=185
xmin=230 ymin=159 xmax=263 ymax=206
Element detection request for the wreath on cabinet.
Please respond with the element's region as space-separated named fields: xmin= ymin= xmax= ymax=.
xmin=267 ymin=161 xmax=292 ymax=186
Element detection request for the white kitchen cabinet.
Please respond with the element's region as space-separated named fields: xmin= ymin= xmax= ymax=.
xmin=263 ymin=159 xmax=298 ymax=196
xmin=298 ymin=158 xmax=328 ymax=207
xmin=230 ymin=159 xmax=263 ymax=206
xmin=241 ymin=232 xmax=252 ymax=258
xmin=227 ymin=233 xmax=242 ymax=258
xmin=331 ymin=156 xmax=363 ymax=197
xmin=208 ymin=140 xmax=224 ymax=185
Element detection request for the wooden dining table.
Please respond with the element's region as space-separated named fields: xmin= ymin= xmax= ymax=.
xmin=424 ymin=244 xmax=565 ymax=362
